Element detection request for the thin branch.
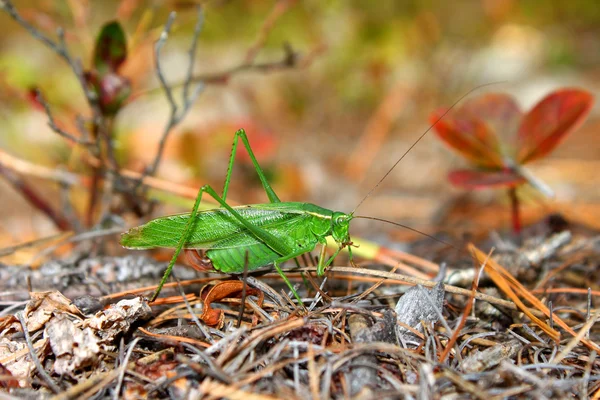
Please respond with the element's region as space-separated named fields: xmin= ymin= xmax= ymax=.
xmin=0 ymin=149 xmax=224 ymax=205
xmin=0 ymin=149 xmax=80 ymax=186
xmin=0 ymin=0 xmax=101 ymax=119
xmin=75 ymin=114 xmax=91 ymax=142
xmin=130 ymin=41 xmax=320 ymax=102
xmin=183 ymin=7 xmax=204 ymax=103
xmin=132 ymin=41 xmax=301 ymax=185
xmin=16 ymin=311 xmax=61 ymax=393
xmin=35 ymin=90 xmax=93 ymax=146
xmin=0 ymin=164 xmax=71 ymax=231
xmin=131 ymin=5 xmax=316 ymax=189
xmin=190 ymin=42 xmax=299 ymax=85
xmin=113 ymin=337 xmax=141 ymax=400
xmin=144 ymin=7 xmax=205 ymax=179
xmin=154 ymin=12 xmax=178 ymax=119
xmin=0 ymin=1 xmax=132 ymax=228
xmin=244 ymin=0 xmax=298 ymax=63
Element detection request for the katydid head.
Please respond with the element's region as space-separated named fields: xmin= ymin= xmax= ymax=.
xmin=331 ymin=211 xmax=353 ymax=246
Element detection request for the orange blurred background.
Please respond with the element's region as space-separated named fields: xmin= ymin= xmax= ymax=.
xmin=0 ymin=0 xmax=599 ymax=250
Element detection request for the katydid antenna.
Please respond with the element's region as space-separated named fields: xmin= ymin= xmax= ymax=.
xmin=351 ymin=82 xmax=504 ymax=215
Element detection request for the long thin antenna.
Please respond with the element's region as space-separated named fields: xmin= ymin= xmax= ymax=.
xmin=351 ymin=82 xmax=503 ymax=214
xmin=354 ymin=215 xmax=457 ymax=250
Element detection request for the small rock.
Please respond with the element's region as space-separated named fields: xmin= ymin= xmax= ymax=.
xmin=395 ymin=282 xmax=445 ymax=341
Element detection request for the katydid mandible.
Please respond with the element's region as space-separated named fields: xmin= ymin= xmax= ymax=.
xmin=121 ymin=87 xmax=490 ymax=304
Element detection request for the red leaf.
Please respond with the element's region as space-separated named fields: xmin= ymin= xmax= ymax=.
xmin=459 ymin=93 xmax=523 ymax=149
xmin=517 ymin=88 xmax=594 ymax=164
xmin=431 ymin=110 xmax=505 ymax=169
xmin=448 ymin=169 xmax=525 ymax=189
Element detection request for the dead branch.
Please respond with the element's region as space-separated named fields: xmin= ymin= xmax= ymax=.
xmin=244 ymin=0 xmax=298 ymax=63
xmin=16 ymin=311 xmax=61 ymax=393
xmin=0 ymin=1 xmax=102 ymax=120
xmin=0 ymin=164 xmax=71 ymax=231
xmin=34 ymin=90 xmax=93 ymax=147
xmin=144 ymin=8 xmax=205 ymax=180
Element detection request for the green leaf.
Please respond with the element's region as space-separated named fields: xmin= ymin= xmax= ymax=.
xmin=93 ymin=21 xmax=127 ymax=75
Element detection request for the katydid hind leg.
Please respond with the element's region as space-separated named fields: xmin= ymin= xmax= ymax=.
xmin=208 ymin=183 xmax=310 ymax=297
xmin=151 ymin=182 xmax=208 ymax=301
xmin=203 ymin=185 xmax=294 ymax=255
xmin=223 ymin=129 xmax=305 ymax=271
xmin=222 ymin=129 xmax=281 ymax=203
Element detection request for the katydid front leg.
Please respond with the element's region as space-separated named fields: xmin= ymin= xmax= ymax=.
xmin=273 ymin=244 xmax=342 ymax=304
xmin=316 ymin=243 xmax=343 ymax=276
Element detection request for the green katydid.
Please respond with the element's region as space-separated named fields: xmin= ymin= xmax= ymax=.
xmin=121 ymin=129 xmax=353 ymax=305
xmin=120 ymin=88 xmax=486 ymax=305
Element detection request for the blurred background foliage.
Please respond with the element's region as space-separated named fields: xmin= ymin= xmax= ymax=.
xmin=0 ymin=0 xmax=599 ymax=247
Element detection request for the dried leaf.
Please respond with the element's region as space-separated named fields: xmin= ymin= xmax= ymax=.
xmin=348 ymin=309 xmax=397 ymax=395
xmin=395 ymin=282 xmax=445 ymax=341
xmin=0 ymin=315 xmax=21 ymax=336
xmin=135 ymin=357 xmax=179 ymax=381
xmin=45 ymin=315 xmax=100 ymax=375
xmin=0 ymin=337 xmax=31 ymax=384
xmin=461 ymin=340 xmax=522 ymax=373
xmin=200 ymin=281 xmax=264 ymax=328
xmin=82 ymin=297 xmax=151 ymax=346
xmin=0 ymin=362 xmax=20 ymax=389
xmin=24 ymin=291 xmax=82 ymax=332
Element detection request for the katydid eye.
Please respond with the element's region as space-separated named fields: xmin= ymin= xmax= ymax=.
xmin=335 ymin=216 xmax=343 ymax=224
